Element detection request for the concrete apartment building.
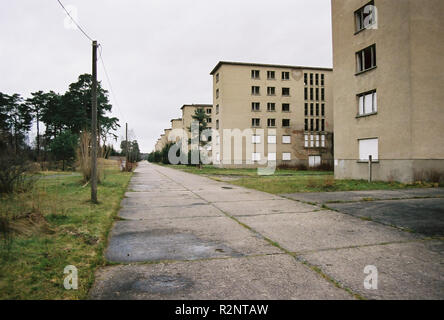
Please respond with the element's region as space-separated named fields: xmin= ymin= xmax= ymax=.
xmin=210 ymin=61 xmax=333 ymax=168
xmin=332 ymin=0 xmax=444 ymax=182
xmin=181 ymin=104 xmax=213 ymax=133
xmin=153 ymin=105 xmax=212 ymax=152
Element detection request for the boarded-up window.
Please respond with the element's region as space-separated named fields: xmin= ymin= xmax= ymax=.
xmin=309 ymin=156 xmax=321 ymax=167
xmin=252 ymin=135 xmax=261 ymax=144
xmin=268 ymin=153 xmax=276 ymax=161
xmin=282 ymin=153 xmax=291 ymax=161
xmin=268 ymin=135 xmax=276 ymax=144
xmin=359 ymin=138 xmax=379 ymax=161
xmin=282 ymin=135 xmax=291 ymax=144
xmin=252 ymin=153 xmax=261 ymax=162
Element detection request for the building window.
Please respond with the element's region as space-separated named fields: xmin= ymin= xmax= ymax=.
xmin=282 ymin=135 xmax=291 ymax=144
xmin=267 ymin=118 xmax=276 ymax=127
xmin=282 ymin=88 xmax=290 ymax=96
xmin=356 ymin=44 xmax=376 ymax=73
xmin=321 ymin=74 xmax=325 ymax=86
xmin=252 ymin=102 xmax=260 ymax=112
xmin=321 ymin=88 xmax=325 ymax=101
xmin=267 ymin=71 xmax=275 ymax=80
xmin=316 ymin=88 xmax=319 ymax=101
xmin=321 ymin=104 xmax=325 ymax=116
xmin=252 ymin=86 xmax=260 ymax=95
xmin=315 ymin=119 xmax=319 ymax=131
xmin=251 ymin=70 xmax=260 ymax=79
xmin=267 ymin=103 xmax=276 ymax=112
xmin=358 ymin=90 xmax=377 ymax=116
xmin=216 ymin=104 xmax=219 ymax=114
xmin=315 ymin=74 xmax=319 ymax=86
xmin=216 ymin=119 xmax=219 ymax=129
xmin=321 ymin=119 xmax=325 ymax=131
xmin=207 ymin=118 xmax=212 ymax=123
xmin=268 ymin=153 xmax=277 ymax=161
xmin=252 ymin=153 xmax=261 ymax=162
xmin=206 ymin=108 xmax=212 ymax=114
xmin=252 ymin=118 xmax=260 ymax=127
xmin=315 ymin=104 xmax=319 ymax=116
xmin=304 ymin=103 xmax=308 ymax=116
xmin=268 ymin=135 xmax=276 ymax=144
xmin=310 ymin=88 xmax=313 ymax=100
xmin=282 ymin=103 xmax=290 ymax=112
xmin=304 ymin=73 xmax=308 ymax=86
xmin=305 ymin=119 xmax=308 ymax=131
xmin=321 ymin=134 xmax=326 ymax=147
xmin=304 ymin=135 xmax=309 ymax=147
xmin=310 ymin=119 xmax=314 ymax=131
xmin=282 ymin=71 xmax=290 ymax=80
xmin=216 ymin=89 xmax=219 ymax=99
xmin=216 ymin=73 xmax=219 ymax=83
xmin=282 ymin=119 xmax=290 ymax=127
xmin=309 ymin=156 xmax=321 ymax=168
xmin=310 ymin=73 xmax=313 ymax=85
xmin=355 ymin=1 xmax=376 ymax=32
xmin=310 ymin=103 xmax=314 ymax=116
xmin=252 ymin=135 xmax=261 ymax=144
xmin=304 ymin=87 xmax=308 ymax=100
xmin=359 ymin=138 xmax=379 ymax=161
xmin=282 ymin=153 xmax=291 ymax=161
xmin=267 ymin=87 xmax=276 ymax=96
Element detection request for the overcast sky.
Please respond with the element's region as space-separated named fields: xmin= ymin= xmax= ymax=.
xmin=0 ymin=0 xmax=332 ymax=152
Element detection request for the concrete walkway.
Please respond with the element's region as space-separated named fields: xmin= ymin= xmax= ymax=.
xmin=90 ymin=162 xmax=444 ymax=300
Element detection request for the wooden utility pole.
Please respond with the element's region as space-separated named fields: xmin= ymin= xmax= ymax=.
xmin=125 ymin=122 xmax=128 ymax=164
xmin=91 ymin=40 xmax=98 ymax=203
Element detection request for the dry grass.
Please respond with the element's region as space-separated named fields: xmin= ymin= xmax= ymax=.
xmin=0 ymin=160 xmax=133 ymax=299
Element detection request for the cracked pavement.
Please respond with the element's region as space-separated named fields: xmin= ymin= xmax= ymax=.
xmin=89 ymin=162 xmax=444 ymax=300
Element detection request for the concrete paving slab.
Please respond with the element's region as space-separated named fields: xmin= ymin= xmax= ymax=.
xmin=281 ymin=188 xmax=444 ymax=205
xmin=120 ymin=197 xmax=207 ymax=208
xmin=299 ymin=240 xmax=444 ymax=300
xmin=124 ymin=191 xmax=199 ymax=200
xmin=194 ymin=189 xmax=282 ymax=203
xmin=237 ymin=211 xmax=419 ymax=253
xmin=213 ymin=199 xmax=317 ymax=217
xmin=105 ymin=217 xmax=279 ymax=263
xmin=328 ymin=198 xmax=444 ymax=236
xmin=128 ymin=185 xmax=187 ymax=192
xmin=119 ymin=205 xmax=223 ymax=221
xmin=90 ymin=254 xmax=353 ymax=300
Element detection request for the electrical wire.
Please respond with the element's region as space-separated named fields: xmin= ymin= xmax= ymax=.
xmin=57 ymin=0 xmax=94 ymax=42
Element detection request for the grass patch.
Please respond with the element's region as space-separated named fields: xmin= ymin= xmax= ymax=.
xmin=0 ymin=161 xmax=132 ymax=300
xmin=162 ymin=164 xmax=433 ymax=194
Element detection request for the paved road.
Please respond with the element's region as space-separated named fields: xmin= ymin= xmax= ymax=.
xmin=90 ymin=162 xmax=444 ymax=300
xmin=283 ymin=189 xmax=444 ymax=237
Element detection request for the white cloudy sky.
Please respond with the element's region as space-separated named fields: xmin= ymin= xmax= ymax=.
xmin=0 ymin=0 xmax=332 ymax=152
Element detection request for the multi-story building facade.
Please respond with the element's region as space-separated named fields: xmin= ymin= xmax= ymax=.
xmin=180 ymin=104 xmax=213 ymax=134
xmin=332 ymin=0 xmax=444 ymax=182
xmin=210 ymin=61 xmax=333 ymax=168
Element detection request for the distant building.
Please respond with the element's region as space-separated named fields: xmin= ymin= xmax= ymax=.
xmin=331 ymin=0 xmax=444 ymax=182
xmin=210 ymin=61 xmax=333 ymax=168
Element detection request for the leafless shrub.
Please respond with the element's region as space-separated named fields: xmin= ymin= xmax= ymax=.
xmin=0 ymin=151 xmax=39 ymax=194
xmin=77 ymin=132 xmax=103 ymax=184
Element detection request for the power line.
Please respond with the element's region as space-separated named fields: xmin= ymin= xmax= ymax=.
xmin=98 ymin=45 xmax=140 ymax=145
xmin=57 ymin=0 xmax=94 ymax=42
xmin=98 ymin=44 xmax=127 ymax=125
